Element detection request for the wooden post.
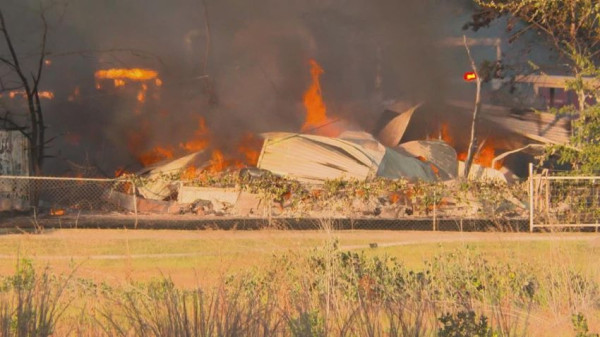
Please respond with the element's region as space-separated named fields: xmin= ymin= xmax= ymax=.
xmin=529 ymin=163 xmax=534 ymax=232
xmin=131 ymin=179 xmax=138 ymax=229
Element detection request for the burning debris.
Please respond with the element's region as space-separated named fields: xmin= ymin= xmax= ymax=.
xmin=94 ymin=58 xmax=557 ymax=220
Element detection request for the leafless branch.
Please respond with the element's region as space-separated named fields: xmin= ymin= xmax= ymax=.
xmin=462 ymin=35 xmax=483 ymax=179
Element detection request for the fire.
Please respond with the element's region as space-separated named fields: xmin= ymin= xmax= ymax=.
xmin=180 ymin=117 xmax=210 ymax=152
xmin=433 ymin=123 xmax=502 ymax=169
xmin=137 ymin=86 xmax=146 ymax=103
xmin=463 ymin=71 xmax=477 ymax=82
xmin=114 ymin=79 xmax=126 ymax=87
xmin=301 ymin=59 xmax=338 ymax=136
xmin=95 ymin=68 xmax=158 ymax=81
xmin=457 ymin=139 xmax=503 ymax=169
xmin=114 ymin=167 xmax=131 ymax=177
xmin=50 ymin=209 xmax=65 ymax=216
xmin=94 ymin=68 xmax=161 ymax=107
xmin=4 ymin=90 xmax=54 ymax=99
xmin=38 ymin=91 xmax=54 ymax=99
xmin=206 ymin=149 xmax=226 ymax=173
xmin=137 ymin=146 xmax=174 ymax=166
xmin=237 ymin=132 xmax=262 ymax=166
xmin=181 ymin=166 xmax=198 ymax=180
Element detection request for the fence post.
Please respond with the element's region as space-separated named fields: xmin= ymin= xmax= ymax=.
xmin=131 ymin=179 xmax=138 ymax=229
xmin=432 ymin=189 xmax=437 ymax=231
xmin=529 ymin=163 xmax=534 ymax=233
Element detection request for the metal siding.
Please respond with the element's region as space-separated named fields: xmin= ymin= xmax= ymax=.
xmin=0 ymin=131 xmax=30 ymax=210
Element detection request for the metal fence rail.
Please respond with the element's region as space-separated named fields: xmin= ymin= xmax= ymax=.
xmin=528 ymin=164 xmax=600 ymax=231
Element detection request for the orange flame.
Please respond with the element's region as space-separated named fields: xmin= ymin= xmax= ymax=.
xmin=180 ymin=117 xmax=210 ymax=152
xmin=114 ymin=79 xmax=126 ymax=88
xmin=457 ymin=140 xmax=503 ymax=169
xmin=302 ymin=59 xmax=339 ymax=136
xmin=50 ymin=209 xmax=65 ymax=216
xmin=434 ymin=123 xmax=503 ymax=169
xmin=95 ymin=68 xmax=158 ymax=81
xmin=207 ymin=149 xmax=226 ymax=173
xmin=181 ymin=166 xmax=198 ymax=180
xmin=137 ymin=146 xmax=174 ymax=166
xmin=5 ymin=90 xmax=54 ymax=100
xmin=136 ymin=84 xmax=147 ymax=103
xmin=38 ymin=91 xmax=55 ymax=99
xmin=237 ymin=132 xmax=262 ymax=166
xmin=114 ymin=167 xmax=131 ymax=177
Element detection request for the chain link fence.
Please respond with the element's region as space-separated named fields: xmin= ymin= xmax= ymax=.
xmin=0 ymin=176 xmax=138 ymax=227
xmin=529 ymin=165 xmax=600 ymax=231
xmin=0 ymin=175 xmax=529 ymax=231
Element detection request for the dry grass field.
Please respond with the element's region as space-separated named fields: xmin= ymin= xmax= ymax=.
xmin=0 ymin=229 xmax=598 ymax=286
xmin=0 ymin=228 xmax=599 ymax=336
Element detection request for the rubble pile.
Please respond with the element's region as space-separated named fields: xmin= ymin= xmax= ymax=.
xmin=100 ymin=101 xmax=555 ymax=219
xmin=104 ymin=168 xmax=528 ymax=219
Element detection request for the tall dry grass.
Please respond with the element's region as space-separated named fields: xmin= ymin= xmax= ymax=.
xmin=0 ymin=241 xmax=598 ymax=336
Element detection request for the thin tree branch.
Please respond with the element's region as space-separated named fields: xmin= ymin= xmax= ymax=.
xmin=463 ymin=35 xmax=483 ymax=179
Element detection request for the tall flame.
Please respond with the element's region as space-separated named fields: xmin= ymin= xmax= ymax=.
xmin=302 ymin=59 xmax=338 ymax=135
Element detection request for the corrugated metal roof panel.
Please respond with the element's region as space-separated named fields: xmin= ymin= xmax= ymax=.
xmin=257 ymin=134 xmax=380 ymax=183
xmin=448 ymin=101 xmax=571 ymax=144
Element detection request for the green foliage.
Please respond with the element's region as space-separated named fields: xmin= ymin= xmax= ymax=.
xmin=438 ymin=311 xmax=494 ymax=337
xmin=572 ymin=313 xmax=599 ymax=337
xmin=288 ymin=311 xmax=326 ymax=337
xmin=0 ymin=259 xmax=74 ymax=337
xmin=544 ymin=103 xmax=600 ymax=174
xmin=471 ymin=0 xmax=600 ymax=172
xmin=1 ymin=246 xmax=599 ymax=335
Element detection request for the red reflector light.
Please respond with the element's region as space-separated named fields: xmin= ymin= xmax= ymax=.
xmin=463 ymin=71 xmax=477 ymax=81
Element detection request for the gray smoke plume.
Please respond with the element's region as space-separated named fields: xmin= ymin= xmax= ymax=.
xmin=1 ymin=0 xmax=480 ymax=176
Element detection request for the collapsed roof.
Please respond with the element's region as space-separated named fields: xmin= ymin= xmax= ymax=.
xmin=256 ymin=131 xmax=440 ymax=184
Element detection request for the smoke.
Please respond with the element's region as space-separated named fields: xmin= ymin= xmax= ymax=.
xmin=1 ymin=0 xmax=475 ymax=175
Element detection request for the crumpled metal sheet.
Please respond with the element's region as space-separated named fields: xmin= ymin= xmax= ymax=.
xmin=396 ymin=140 xmax=458 ymax=180
xmin=374 ymin=102 xmax=422 ymax=147
xmin=377 ymin=147 xmax=437 ymax=182
xmin=257 ymin=132 xmax=381 ymax=183
xmin=257 ymin=132 xmax=436 ymax=183
xmin=136 ymin=151 xmax=207 ymax=200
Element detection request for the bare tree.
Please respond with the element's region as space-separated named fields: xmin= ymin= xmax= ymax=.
xmin=0 ymin=4 xmax=50 ymax=175
xmin=462 ymin=35 xmax=483 ymax=178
